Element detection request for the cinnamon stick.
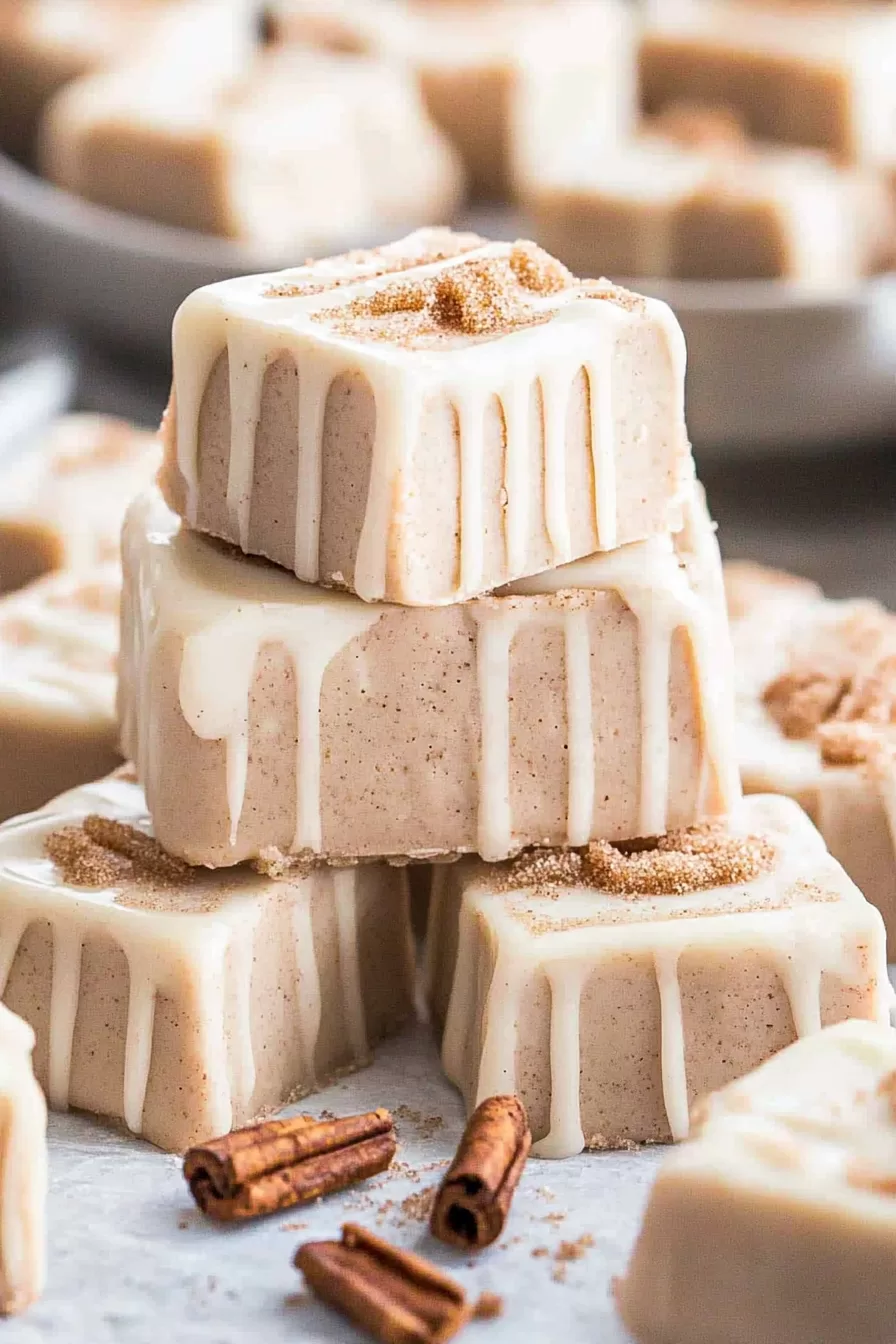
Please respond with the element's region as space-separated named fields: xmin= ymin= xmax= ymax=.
xmin=430 ymin=1095 xmax=530 ymax=1250
xmin=296 ymin=1223 xmax=473 ymax=1344
xmin=183 ymin=1108 xmax=395 ymax=1221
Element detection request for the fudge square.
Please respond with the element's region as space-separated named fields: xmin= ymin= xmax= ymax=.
xmin=0 ymin=414 xmax=159 ymax=595
xmin=618 ymin=1020 xmax=896 ymax=1344
xmin=0 ymin=1004 xmax=46 ymax=1317
xmin=726 ymin=561 xmax=896 ymax=954
xmin=0 ymin=771 xmax=415 ymax=1153
xmin=159 ymin=229 xmax=692 ymax=605
xmin=639 ymin=0 xmax=896 ymax=167
xmin=120 ymin=485 xmax=738 ymax=868
xmin=530 ymin=109 xmax=893 ymax=283
xmin=425 ymin=794 xmax=890 ymax=1158
xmin=0 ymin=567 xmax=121 ymax=822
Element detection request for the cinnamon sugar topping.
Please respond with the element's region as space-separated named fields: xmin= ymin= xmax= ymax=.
xmin=46 ymin=815 xmax=194 ymax=889
xmin=432 ymin=257 xmax=545 ymax=336
xmin=500 ymin=822 xmax=776 ymax=898
xmin=508 ymin=241 xmax=573 ymax=296
xmin=263 ymin=231 xmax=486 ymax=300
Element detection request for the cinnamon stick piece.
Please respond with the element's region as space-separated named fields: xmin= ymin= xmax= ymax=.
xmin=183 ymin=1108 xmax=395 ymax=1221
xmin=296 ymin=1222 xmax=473 ymax=1344
xmin=430 ymin=1095 xmax=530 ymax=1250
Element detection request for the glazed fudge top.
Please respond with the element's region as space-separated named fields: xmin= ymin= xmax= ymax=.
xmin=0 ymin=567 xmax=119 ymax=723
xmin=681 ymin=1019 xmax=896 ymax=1207
xmin=171 ymin=228 xmax=688 ymax=596
xmin=440 ymin=794 xmax=890 ymax=1156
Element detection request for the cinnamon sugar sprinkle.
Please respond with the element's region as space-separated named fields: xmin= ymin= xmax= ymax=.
xmin=314 ymin=242 xmax=577 ymax=345
xmin=263 ymin=231 xmax=486 ymax=300
xmin=499 ymin=822 xmax=776 ymax=899
xmin=763 ymin=606 xmax=896 ymax=761
xmin=45 ymin=816 xmax=194 ymax=889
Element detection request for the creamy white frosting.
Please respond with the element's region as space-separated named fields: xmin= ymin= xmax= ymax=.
xmin=437 ymin=794 xmax=892 ymax=1158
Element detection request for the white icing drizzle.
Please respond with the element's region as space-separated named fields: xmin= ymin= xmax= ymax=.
xmin=292 ymin=888 xmax=323 ymax=1086
xmin=122 ymin=968 xmax=156 ymax=1135
xmin=47 ymin=926 xmax=82 ymax=1111
xmin=332 ymin=869 xmax=369 ymax=1062
xmin=170 ymin=236 xmax=689 ymax=602
xmin=0 ymin=1005 xmax=46 ymax=1315
xmin=439 ymin=795 xmax=891 ymax=1158
xmin=437 ymin=893 xmax=478 ymax=1089
xmin=0 ymin=776 xmax=383 ymax=1146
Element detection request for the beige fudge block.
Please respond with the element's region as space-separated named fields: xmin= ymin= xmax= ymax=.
xmin=159 ymin=230 xmax=692 ymax=605
xmin=0 ymin=568 xmax=121 ymax=822
xmin=426 ymin=794 xmax=890 ymax=1158
xmin=640 ymin=1 xmax=896 ymax=167
xmin=269 ymin=0 xmax=635 ymax=200
xmin=40 ymin=42 xmax=462 ymax=247
xmin=0 ymin=1005 xmax=46 ymax=1316
xmin=120 ymin=484 xmax=739 ymax=867
xmin=0 ymin=414 xmax=159 ymax=595
xmin=530 ymin=121 xmax=893 ymax=283
xmin=726 ymin=560 xmax=896 ymax=953
xmin=0 ymin=0 xmax=225 ymax=161
xmin=618 ymin=1019 xmax=896 ymax=1344
xmin=0 ymin=771 xmax=415 ymax=1152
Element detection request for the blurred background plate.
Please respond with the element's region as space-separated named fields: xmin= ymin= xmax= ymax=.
xmin=3 ymin=149 xmax=896 ymax=452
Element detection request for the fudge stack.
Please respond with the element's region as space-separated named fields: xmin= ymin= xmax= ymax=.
xmin=0 ymin=228 xmax=889 ymax=1176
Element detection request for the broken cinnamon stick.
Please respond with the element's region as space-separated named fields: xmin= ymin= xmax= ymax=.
xmin=430 ymin=1095 xmax=530 ymax=1250
xmin=296 ymin=1222 xmax=473 ymax=1344
xmin=183 ymin=1108 xmax=395 ymax=1221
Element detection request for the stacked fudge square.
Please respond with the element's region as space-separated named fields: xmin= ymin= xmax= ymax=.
xmin=0 ymin=231 xmax=890 ymax=1192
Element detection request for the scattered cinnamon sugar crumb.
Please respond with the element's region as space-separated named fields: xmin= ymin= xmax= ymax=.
xmin=584 ymin=826 xmax=776 ymax=897
xmin=398 ymin=1186 xmax=437 ymax=1224
xmin=509 ymin=240 xmax=573 ymax=295
xmin=263 ymin=231 xmax=486 ymax=299
xmin=578 ymin=278 xmax=647 ymax=315
xmin=474 ymin=1293 xmax=504 ymax=1320
xmin=585 ymin=1134 xmax=641 ymax=1152
xmin=532 ymin=1246 xmax=550 ymax=1258
xmin=556 ymin=1235 xmax=595 ymax=1263
xmin=763 ymin=668 xmax=849 ymax=739
xmin=499 ymin=823 xmax=775 ymax=899
xmin=433 ymin=258 xmax=543 ymax=336
xmin=251 ymin=847 xmax=316 ymax=880
xmin=45 ymin=815 xmax=194 ymax=889
xmin=393 ymin=1105 xmax=444 ymax=1140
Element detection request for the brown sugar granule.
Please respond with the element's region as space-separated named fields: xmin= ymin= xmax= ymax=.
xmin=474 ymin=1293 xmax=504 ymax=1320
xmin=432 ymin=257 xmax=545 ymax=337
xmin=46 ymin=815 xmax=194 ymax=889
xmin=509 ymin=240 xmax=573 ymax=296
xmin=555 ymin=1235 xmax=595 ymax=1263
xmin=585 ymin=827 xmax=776 ymax=897
xmin=499 ymin=848 xmax=586 ymax=892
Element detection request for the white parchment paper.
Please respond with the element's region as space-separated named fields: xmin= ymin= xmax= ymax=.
xmin=8 ymin=1021 xmax=665 ymax=1344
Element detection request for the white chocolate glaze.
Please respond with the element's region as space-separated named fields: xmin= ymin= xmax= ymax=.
xmin=171 ymin=231 xmax=689 ymax=602
xmin=0 ymin=774 xmax=386 ymax=1143
xmin=437 ymin=795 xmax=891 ymax=1157
xmin=122 ymin=485 xmax=738 ymax=862
xmin=0 ymin=1003 xmax=46 ymax=1317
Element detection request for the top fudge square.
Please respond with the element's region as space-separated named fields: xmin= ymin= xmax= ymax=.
xmin=159 ymin=229 xmax=692 ymax=606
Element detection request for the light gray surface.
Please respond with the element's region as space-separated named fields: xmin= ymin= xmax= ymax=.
xmin=11 ymin=1021 xmax=662 ymax=1344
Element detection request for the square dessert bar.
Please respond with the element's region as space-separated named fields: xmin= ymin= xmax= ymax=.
xmin=0 ymin=567 xmax=121 ymax=822
xmin=0 ymin=1004 xmax=46 ymax=1317
xmin=0 ymin=414 xmax=159 ymax=595
xmin=530 ymin=109 xmax=893 ymax=283
xmin=726 ymin=561 xmax=896 ymax=953
xmin=159 ymin=229 xmax=692 ymax=605
xmin=640 ymin=0 xmax=896 ymax=167
xmin=618 ymin=1020 xmax=896 ymax=1344
xmin=425 ymin=794 xmax=890 ymax=1158
xmin=0 ymin=771 xmax=415 ymax=1152
xmin=120 ymin=485 xmax=738 ymax=867
xmin=40 ymin=44 xmax=461 ymax=249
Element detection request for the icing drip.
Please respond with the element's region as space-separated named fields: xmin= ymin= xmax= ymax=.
xmin=332 ymin=869 xmax=368 ymax=1062
xmin=47 ymin=927 xmax=82 ymax=1111
xmin=292 ymin=888 xmax=323 ymax=1086
xmin=122 ymin=969 xmax=155 ymax=1135
xmin=171 ymin=240 xmax=688 ymax=601
xmin=439 ymin=797 xmax=890 ymax=1158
